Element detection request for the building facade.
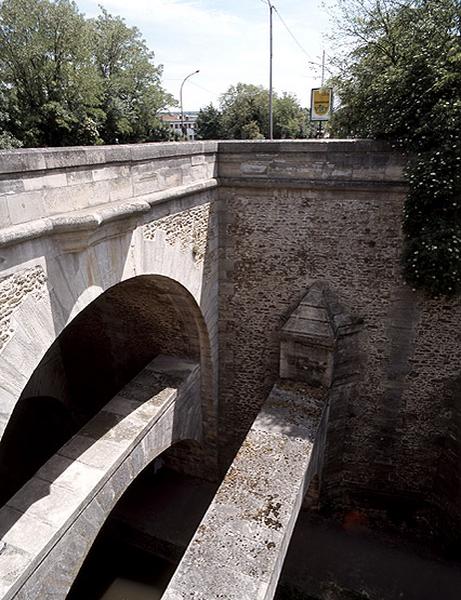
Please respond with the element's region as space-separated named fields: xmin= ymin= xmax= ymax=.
xmin=159 ymin=111 xmax=198 ymax=141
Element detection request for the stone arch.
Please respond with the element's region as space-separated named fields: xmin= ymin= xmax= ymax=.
xmin=0 ymin=274 xmax=215 ymax=506
xmin=66 ymin=437 xmax=205 ymax=600
xmin=0 ymin=204 xmax=216 ymax=443
xmin=1 ymin=372 xmax=203 ymax=600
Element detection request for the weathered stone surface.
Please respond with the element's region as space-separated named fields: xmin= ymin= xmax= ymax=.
xmin=0 ymin=143 xmax=218 ymax=236
xmin=218 ymin=140 xmax=405 ymax=190
xmin=0 ymin=140 xmax=460 ymax=597
xmin=0 ymin=266 xmax=46 ymax=351
xmin=0 ymin=544 xmax=31 ymax=599
xmin=143 ymin=202 xmax=210 ymax=263
xmin=0 ymin=355 xmax=200 ymax=600
xmin=163 ymin=382 xmax=324 ymax=600
xmin=216 ymin=147 xmax=461 ymax=540
xmin=0 ymin=507 xmax=54 ymax=556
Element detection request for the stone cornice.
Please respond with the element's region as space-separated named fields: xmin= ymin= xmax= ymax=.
xmin=0 ymin=178 xmax=218 ymax=249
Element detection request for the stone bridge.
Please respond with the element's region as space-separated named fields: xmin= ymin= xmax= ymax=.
xmin=0 ymin=355 xmax=200 ymax=598
xmin=0 ymin=140 xmax=460 ymax=599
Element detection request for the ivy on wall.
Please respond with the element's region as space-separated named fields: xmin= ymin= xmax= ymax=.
xmin=329 ymin=0 xmax=461 ymax=295
xmin=403 ymin=140 xmax=461 ymax=295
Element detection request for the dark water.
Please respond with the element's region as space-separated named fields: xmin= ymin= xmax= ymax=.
xmin=67 ymin=537 xmax=176 ymax=600
xmin=67 ymin=466 xmax=218 ymax=600
xmin=99 ymin=578 xmax=164 ymax=600
xmin=98 ymin=565 xmax=174 ymax=600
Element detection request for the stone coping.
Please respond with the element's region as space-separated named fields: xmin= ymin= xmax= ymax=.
xmin=0 ymin=178 xmax=218 ymax=249
xmin=217 ymin=139 xmax=397 ymax=153
xmin=0 ymin=355 xmax=199 ymax=599
xmin=0 ymin=142 xmax=219 ymax=176
xmin=219 ymin=176 xmax=407 ymax=191
xmin=163 ymin=381 xmax=325 ymax=600
xmin=0 ymin=140 xmax=400 ymax=176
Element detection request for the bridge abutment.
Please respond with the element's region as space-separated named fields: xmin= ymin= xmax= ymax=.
xmin=0 ymin=140 xmax=460 ymax=598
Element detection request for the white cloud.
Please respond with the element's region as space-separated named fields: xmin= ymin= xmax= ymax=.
xmin=98 ymin=0 xmax=243 ymax=37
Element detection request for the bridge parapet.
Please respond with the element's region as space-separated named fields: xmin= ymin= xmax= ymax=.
xmin=0 ymin=142 xmax=218 ymax=247
xmin=0 ymin=355 xmax=200 ymax=600
xmin=0 ymin=139 xmax=406 ymax=250
xmin=218 ymin=139 xmax=406 ymax=191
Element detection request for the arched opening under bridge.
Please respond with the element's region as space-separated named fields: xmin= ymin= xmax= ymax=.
xmin=0 ymin=274 xmax=214 ymax=506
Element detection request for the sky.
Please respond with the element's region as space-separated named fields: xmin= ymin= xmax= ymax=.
xmin=75 ymin=0 xmax=334 ymax=111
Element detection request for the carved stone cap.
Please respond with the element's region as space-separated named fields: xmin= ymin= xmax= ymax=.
xmin=280 ymin=281 xmax=362 ymax=388
xmin=281 ymin=283 xmax=336 ymax=350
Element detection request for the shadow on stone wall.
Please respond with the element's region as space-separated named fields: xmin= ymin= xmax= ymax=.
xmin=0 ymin=275 xmax=210 ymax=523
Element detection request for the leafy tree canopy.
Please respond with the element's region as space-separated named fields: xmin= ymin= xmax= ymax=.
xmin=329 ymin=0 xmax=461 ymax=295
xmin=195 ymin=103 xmax=223 ymax=140
xmin=91 ymin=7 xmax=174 ymax=144
xmin=196 ymin=83 xmax=312 ymax=140
xmin=0 ymin=0 xmax=175 ymax=147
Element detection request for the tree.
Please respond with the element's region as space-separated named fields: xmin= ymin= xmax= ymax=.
xmin=0 ymin=0 xmax=102 ymax=146
xmin=241 ymin=121 xmax=264 ymax=140
xmin=197 ymin=83 xmax=309 ymax=140
xmin=0 ymin=0 xmax=175 ymax=146
xmin=91 ymin=8 xmax=175 ymax=144
xmin=219 ymin=83 xmax=269 ymax=139
xmin=274 ymin=93 xmax=311 ymax=139
xmin=329 ymin=0 xmax=461 ymax=295
xmin=0 ymin=88 xmax=22 ymax=149
xmin=195 ymin=104 xmax=223 ymax=140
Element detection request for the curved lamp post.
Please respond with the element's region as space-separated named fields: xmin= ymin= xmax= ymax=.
xmin=180 ymin=69 xmax=200 ymax=140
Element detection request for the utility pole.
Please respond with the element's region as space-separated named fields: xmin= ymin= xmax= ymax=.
xmin=267 ymin=0 xmax=274 ymax=140
xmin=321 ymin=49 xmax=326 ymax=87
xmin=318 ymin=50 xmax=326 ymax=138
xmin=180 ymin=69 xmax=200 ymax=141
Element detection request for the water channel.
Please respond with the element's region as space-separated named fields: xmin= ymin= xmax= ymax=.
xmin=67 ymin=537 xmax=176 ymax=600
xmin=67 ymin=466 xmax=218 ymax=599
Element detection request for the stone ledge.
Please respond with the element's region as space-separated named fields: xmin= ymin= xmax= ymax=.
xmin=219 ymin=176 xmax=407 ymax=192
xmin=0 ymin=178 xmax=218 ymax=248
xmin=0 ymin=140 xmax=403 ymax=176
xmin=0 ymin=142 xmax=219 ymax=176
xmin=217 ymin=139 xmax=398 ymax=153
xmin=0 ymin=355 xmax=200 ymax=600
xmin=163 ymin=382 xmax=325 ymax=600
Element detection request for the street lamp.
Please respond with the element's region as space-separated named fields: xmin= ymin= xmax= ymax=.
xmin=265 ymin=1 xmax=274 ymax=140
xmin=180 ymin=69 xmax=200 ymax=140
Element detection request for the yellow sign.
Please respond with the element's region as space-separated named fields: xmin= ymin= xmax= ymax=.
xmin=310 ymin=88 xmax=332 ymax=121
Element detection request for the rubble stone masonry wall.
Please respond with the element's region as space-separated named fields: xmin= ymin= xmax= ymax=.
xmin=1 ymin=140 xmax=460 ymax=542
xmin=217 ymin=141 xmax=461 ymax=538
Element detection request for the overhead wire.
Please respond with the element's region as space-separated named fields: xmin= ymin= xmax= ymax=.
xmin=272 ymin=5 xmax=315 ymax=63
xmin=258 ymin=0 xmax=325 ymax=78
xmin=189 ymin=80 xmax=221 ymax=98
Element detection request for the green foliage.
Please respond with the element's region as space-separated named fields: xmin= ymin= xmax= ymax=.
xmin=0 ymin=0 xmax=174 ymax=146
xmin=196 ymin=83 xmax=312 ymax=140
xmin=329 ymin=0 xmax=461 ymax=295
xmin=274 ymin=93 xmax=310 ymax=139
xmin=91 ymin=8 xmax=175 ymax=144
xmin=0 ymin=0 xmax=102 ymax=146
xmin=196 ymin=104 xmax=223 ymax=140
xmin=0 ymin=88 xmax=22 ymax=148
xmin=241 ymin=120 xmax=264 ymax=140
xmin=0 ymin=131 xmax=23 ymax=149
xmin=220 ymin=83 xmax=270 ymax=139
